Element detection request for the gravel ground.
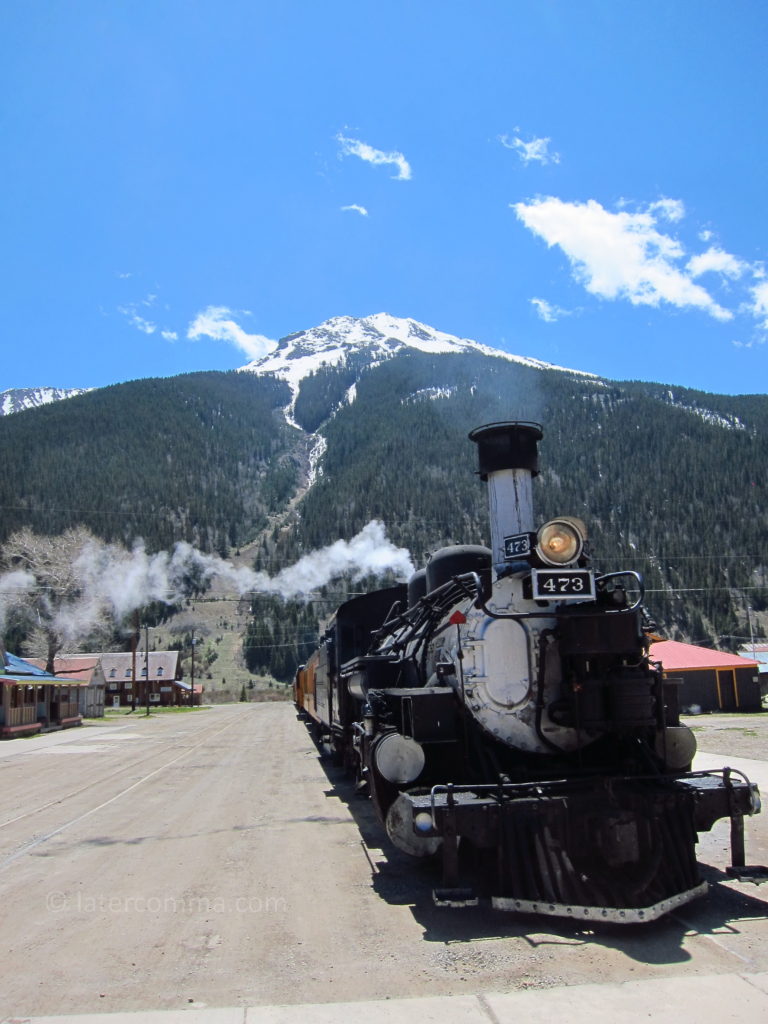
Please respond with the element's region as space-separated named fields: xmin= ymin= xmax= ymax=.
xmin=683 ymin=711 xmax=768 ymax=761
xmin=0 ymin=705 xmax=766 ymax=1018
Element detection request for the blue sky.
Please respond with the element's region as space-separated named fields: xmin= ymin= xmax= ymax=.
xmin=2 ymin=1 xmax=767 ymax=395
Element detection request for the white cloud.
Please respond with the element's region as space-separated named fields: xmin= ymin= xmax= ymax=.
xmin=132 ymin=315 xmax=157 ymax=334
xmin=499 ymin=133 xmax=560 ymax=165
xmin=341 ymin=204 xmax=369 ymax=216
xmin=187 ymin=306 xmax=278 ymax=360
xmin=731 ymin=338 xmax=764 ymax=349
xmin=513 ymin=196 xmax=732 ymax=321
xmin=531 ymin=298 xmax=571 ymax=323
xmin=161 ymin=330 xmax=178 ymax=341
xmin=648 ymin=198 xmax=685 ymax=223
xmin=118 ymin=305 xmax=157 ymax=334
xmin=748 ymin=280 xmax=768 ymax=329
xmin=336 ymin=133 xmax=412 ymax=181
xmin=687 ymin=247 xmax=748 ymax=280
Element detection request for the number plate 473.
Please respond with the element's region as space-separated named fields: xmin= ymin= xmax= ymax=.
xmin=531 ymin=569 xmax=596 ymax=601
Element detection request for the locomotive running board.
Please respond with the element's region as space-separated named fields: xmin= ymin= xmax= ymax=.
xmin=491 ymin=881 xmax=709 ymax=924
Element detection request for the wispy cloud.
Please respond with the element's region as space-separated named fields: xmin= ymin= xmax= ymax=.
xmin=187 ymin=306 xmax=277 ymax=360
xmin=336 ymin=133 xmax=412 ymax=181
xmin=748 ymin=279 xmax=768 ymax=330
xmin=530 ymin=298 xmax=572 ymax=323
xmin=687 ymin=247 xmax=748 ymax=280
xmin=117 ymin=292 xmax=180 ymax=339
xmin=500 ymin=133 xmax=560 ymax=165
xmin=341 ymin=204 xmax=369 ymax=216
xmin=513 ymin=196 xmax=733 ymax=321
xmin=118 ymin=305 xmax=157 ymax=334
xmin=647 ymin=198 xmax=685 ymax=223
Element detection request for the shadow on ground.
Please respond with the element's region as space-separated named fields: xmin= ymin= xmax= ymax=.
xmin=303 ymin=715 xmax=768 ymax=969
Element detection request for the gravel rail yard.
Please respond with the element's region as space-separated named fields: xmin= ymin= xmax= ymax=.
xmin=0 ymin=704 xmax=766 ymax=1018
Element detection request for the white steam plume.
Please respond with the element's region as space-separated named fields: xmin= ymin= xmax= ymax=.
xmin=3 ymin=522 xmax=414 ymax=654
xmin=0 ymin=570 xmax=35 ymax=632
xmin=71 ymin=520 xmax=414 ymax=625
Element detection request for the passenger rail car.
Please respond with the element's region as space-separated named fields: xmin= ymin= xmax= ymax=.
xmin=295 ymin=422 xmax=765 ymax=922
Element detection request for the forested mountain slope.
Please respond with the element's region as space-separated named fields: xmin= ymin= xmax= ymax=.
xmin=0 ymin=371 xmax=299 ymax=554
xmin=1 ymin=317 xmax=766 ymax=681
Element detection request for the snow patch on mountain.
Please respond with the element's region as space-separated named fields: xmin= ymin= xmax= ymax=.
xmin=307 ymin=435 xmax=328 ymax=484
xmin=661 ymin=390 xmax=747 ymax=431
xmin=1 ymin=386 xmax=91 ymax=416
xmin=686 ymin=407 xmax=746 ymax=431
xmin=403 ymin=385 xmax=458 ymax=403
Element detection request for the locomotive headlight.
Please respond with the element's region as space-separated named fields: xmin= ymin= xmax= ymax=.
xmin=536 ymin=517 xmax=586 ymax=566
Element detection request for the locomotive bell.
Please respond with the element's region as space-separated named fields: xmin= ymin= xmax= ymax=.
xmin=468 ymin=421 xmax=543 ymax=567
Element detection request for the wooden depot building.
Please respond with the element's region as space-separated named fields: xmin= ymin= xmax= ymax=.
xmin=650 ymin=639 xmax=762 ymax=713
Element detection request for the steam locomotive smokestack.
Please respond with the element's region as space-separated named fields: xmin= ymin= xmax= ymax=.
xmin=468 ymin=421 xmax=543 ymax=567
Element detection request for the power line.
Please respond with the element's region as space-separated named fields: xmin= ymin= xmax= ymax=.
xmin=647 ymin=589 xmax=765 ymax=598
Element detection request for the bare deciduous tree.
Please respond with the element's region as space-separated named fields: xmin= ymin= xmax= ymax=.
xmin=1 ymin=527 xmax=113 ymax=672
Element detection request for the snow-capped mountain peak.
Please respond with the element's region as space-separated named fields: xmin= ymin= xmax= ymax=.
xmin=237 ymin=313 xmax=594 ymax=408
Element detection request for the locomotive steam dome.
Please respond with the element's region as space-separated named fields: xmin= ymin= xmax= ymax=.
xmin=426 ymin=545 xmax=492 ymax=595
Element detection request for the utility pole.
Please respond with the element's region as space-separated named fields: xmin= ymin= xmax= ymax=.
xmin=145 ymin=622 xmax=150 ymax=717
xmin=130 ymin=610 xmax=138 ymax=711
xmin=190 ymin=634 xmax=196 ymax=708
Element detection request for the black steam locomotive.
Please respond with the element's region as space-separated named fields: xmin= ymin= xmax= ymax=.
xmin=295 ymin=422 xmax=763 ymax=922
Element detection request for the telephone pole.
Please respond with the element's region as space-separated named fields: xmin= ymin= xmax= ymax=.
xmin=144 ymin=622 xmax=150 ymax=717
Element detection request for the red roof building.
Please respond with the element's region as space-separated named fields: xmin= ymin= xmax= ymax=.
xmin=650 ymin=639 xmax=761 ymax=713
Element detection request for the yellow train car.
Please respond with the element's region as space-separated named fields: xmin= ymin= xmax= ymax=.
xmin=294 ymin=650 xmax=319 ymax=723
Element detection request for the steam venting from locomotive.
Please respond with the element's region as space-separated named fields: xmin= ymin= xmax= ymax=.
xmin=0 ymin=522 xmax=413 ymax=648
xmin=295 ymin=421 xmax=764 ymax=923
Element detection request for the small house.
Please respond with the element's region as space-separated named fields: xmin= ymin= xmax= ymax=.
xmin=26 ymin=654 xmax=105 ymax=718
xmin=737 ymin=642 xmax=768 ymax=696
xmin=0 ymin=650 xmax=84 ymax=738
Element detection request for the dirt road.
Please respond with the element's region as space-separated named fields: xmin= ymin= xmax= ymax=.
xmin=0 ymin=704 xmax=766 ymax=1017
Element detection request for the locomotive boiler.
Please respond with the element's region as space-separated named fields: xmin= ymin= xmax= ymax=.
xmin=295 ymin=421 xmax=764 ymax=922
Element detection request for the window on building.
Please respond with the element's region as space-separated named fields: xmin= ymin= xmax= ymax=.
xmin=109 ymin=669 xmax=117 ymax=678
xmin=157 ymin=667 xmax=164 ymax=677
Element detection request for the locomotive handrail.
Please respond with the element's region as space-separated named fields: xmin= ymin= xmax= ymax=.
xmin=594 ymin=570 xmax=645 ymax=611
